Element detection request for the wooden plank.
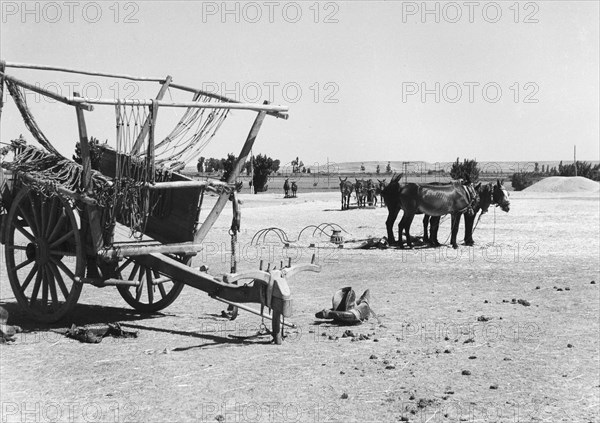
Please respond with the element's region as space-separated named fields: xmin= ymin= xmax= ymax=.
xmin=3 ymin=61 xmax=165 ymax=82
xmin=193 ymin=108 xmax=268 ymax=244
xmin=0 ymin=72 xmax=93 ymax=111
xmin=131 ymin=76 xmax=172 ymax=154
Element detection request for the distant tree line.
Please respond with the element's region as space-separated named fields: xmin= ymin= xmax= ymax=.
xmin=511 ymin=161 xmax=600 ymax=191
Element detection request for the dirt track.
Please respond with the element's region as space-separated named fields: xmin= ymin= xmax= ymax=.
xmin=1 ymin=190 xmax=599 ymax=423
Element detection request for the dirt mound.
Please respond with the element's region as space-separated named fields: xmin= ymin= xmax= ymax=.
xmin=524 ymin=176 xmax=600 ymax=193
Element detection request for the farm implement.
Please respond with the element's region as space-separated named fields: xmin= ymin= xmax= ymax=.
xmin=0 ymin=60 xmax=320 ymax=344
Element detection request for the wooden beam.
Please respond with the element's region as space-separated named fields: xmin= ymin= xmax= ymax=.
xmin=132 ymin=76 xmax=172 ymax=154
xmin=99 ymin=242 xmax=202 ymax=261
xmin=146 ymin=180 xmax=235 ymax=190
xmin=3 ymin=61 xmax=165 ymax=82
xmin=193 ymin=108 xmax=268 ymax=244
xmin=169 ymin=82 xmax=289 ymax=120
xmin=0 ymin=61 xmax=5 ymax=121
xmin=74 ymin=93 xmax=104 ymax=252
xmin=66 ymin=96 xmax=287 ymax=113
xmin=0 ymin=72 xmax=93 ymax=111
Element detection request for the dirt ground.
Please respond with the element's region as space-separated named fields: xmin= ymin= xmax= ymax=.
xmin=1 ymin=190 xmax=599 ymax=423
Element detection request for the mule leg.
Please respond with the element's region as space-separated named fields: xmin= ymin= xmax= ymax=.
xmin=464 ymin=212 xmax=475 ymax=246
xmin=402 ymin=213 xmax=416 ymax=248
xmin=450 ymin=213 xmax=460 ymax=249
xmin=423 ymin=215 xmax=430 ymax=244
xmin=429 ymin=216 xmax=441 ymax=246
xmin=386 ymin=207 xmax=400 ymax=245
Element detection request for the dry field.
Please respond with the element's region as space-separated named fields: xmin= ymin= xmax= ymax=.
xmin=1 ymin=189 xmax=599 ymax=423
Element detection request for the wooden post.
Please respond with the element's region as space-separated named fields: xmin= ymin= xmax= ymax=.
xmin=194 ymin=107 xmax=268 ymax=244
xmin=74 ymin=92 xmax=103 ymax=252
xmin=131 ymin=75 xmax=172 ymax=154
xmin=0 ymin=61 xmax=5 ymax=121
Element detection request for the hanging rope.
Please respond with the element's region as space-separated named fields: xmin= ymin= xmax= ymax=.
xmin=113 ymin=102 xmax=154 ymax=238
xmin=152 ymin=92 xmax=229 ymax=168
xmin=4 ymin=80 xmax=63 ymax=157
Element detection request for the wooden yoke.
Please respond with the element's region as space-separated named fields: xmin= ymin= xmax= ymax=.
xmin=193 ymin=106 xmax=268 ymax=244
xmin=74 ymin=92 xmax=104 ymax=253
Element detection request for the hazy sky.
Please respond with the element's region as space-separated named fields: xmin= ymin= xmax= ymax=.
xmin=1 ymin=1 xmax=598 ymax=166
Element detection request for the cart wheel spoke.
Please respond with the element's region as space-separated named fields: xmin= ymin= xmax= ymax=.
xmin=49 ymin=255 xmax=76 ymax=282
xmin=49 ymin=229 xmax=75 ymax=249
xmin=47 ymin=212 xmax=67 ymax=244
xmin=135 ymin=267 xmax=145 ymax=302
xmin=30 ymin=269 xmax=43 ymax=306
xmin=21 ymin=263 xmax=39 ymax=293
xmin=14 ymin=257 xmax=34 ymax=272
xmin=45 ymin=264 xmax=59 ymax=310
xmin=27 ymin=193 xmax=41 ymax=236
xmin=146 ymin=268 xmax=154 ymax=304
xmin=155 ymin=270 xmax=167 ymax=298
xmin=47 ymin=261 xmax=70 ymax=300
xmin=41 ymin=266 xmax=49 ymax=309
xmin=14 ymin=221 xmax=35 ymax=242
xmin=45 ymin=197 xmax=59 ymax=238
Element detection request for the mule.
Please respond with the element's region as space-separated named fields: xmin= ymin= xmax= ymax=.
xmin=283 ymin=178 xmax=290 ymax=198
xmin=339 ymin=177 xmax=353 ymax=210
xmin=376 ymin=179 xmax=387 ymax=207
xmin=382 ymin=175 xmax=477 ymax=249
xmin=291 ymin=181 xmax=298 ymax=197
xmin=424 ymin=180 xmax=510 ymax=246
xmin=365 ymin=179 xmax=378 ymax=207
xmin=464 ymin=179 xmax=510 ymax=245
xmin=355 ymin=179 xmax=367 ymax=208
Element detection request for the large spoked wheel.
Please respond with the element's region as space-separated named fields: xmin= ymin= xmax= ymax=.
xmin=4 ymin=188 xmax=84 ymax=322
xmin=116 ymin=255 xmax=185 ymax=313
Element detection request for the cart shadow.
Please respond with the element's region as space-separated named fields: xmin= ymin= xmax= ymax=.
xmin=118 ymin=322 xmax=273 ymax=350
xmin=0 ymin=301 xmax=166 ymax=332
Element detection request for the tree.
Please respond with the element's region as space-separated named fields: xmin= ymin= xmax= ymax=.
xmin=386 ymin=162 xmax=392 ymax=174
xmin=534 ymin=162 xmax=539 ymax=173
xmin=244 ymin=161 xmax=252 ymax=176
xmin=360 ymin=163 xmax=365 ymax=172
xmin=511 ymin=172 xmax=535 ymax=191
xmin=541 ymin=164 xmax=545 ymax=174
xmin=220 ymin=153 xmax=237 ymax=181
xmin=450 ymin=158 xmax=480 ymax=182
xmin=376 ymin=164 xmax=381 ymax=174
xmin=73 ymin=136 xmax=103 ymax=170
xmin=197 ymin=157 xmax=205 ymax=173
xmin=252 ymin=154 xmax=280 ymax=193
xmin=291 ymin=156 xmax=304 ymax=173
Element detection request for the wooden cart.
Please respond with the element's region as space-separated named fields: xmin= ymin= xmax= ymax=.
xmin=0 ymin=61 xmax=319 ymax=344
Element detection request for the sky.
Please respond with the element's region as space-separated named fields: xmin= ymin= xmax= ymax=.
xmin=1 ymin=1 xmax=598 ymax=167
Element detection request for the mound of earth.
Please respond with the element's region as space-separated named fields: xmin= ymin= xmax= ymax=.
xmin=524 ymin=176 xmax=599 ymax=193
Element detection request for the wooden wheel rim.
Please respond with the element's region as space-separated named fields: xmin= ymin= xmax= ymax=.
xmin=4 ymin=188 xmax=84 ymax=322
